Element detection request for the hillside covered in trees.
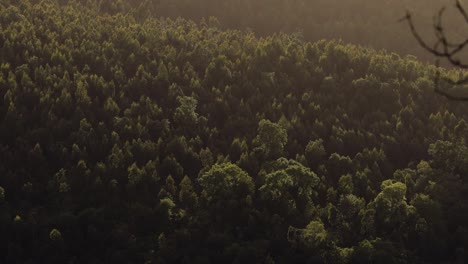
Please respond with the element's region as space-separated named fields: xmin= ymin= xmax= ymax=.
xmin=0 ymin=0 xmax=468 ymax=263
xmin=78 ymin=0 xmax=468 ymax=65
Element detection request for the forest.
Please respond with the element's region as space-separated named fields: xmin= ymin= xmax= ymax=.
xmin=79 ymin=0 xmax=468 ymax=65
xmin=0 ymin=0 xmax=467 ymax=263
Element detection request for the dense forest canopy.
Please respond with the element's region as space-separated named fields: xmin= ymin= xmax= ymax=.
xmin=0 ymin=0 xmax=467 ymax=263
xmin=76 ymin=0 xmax=468 ymax=65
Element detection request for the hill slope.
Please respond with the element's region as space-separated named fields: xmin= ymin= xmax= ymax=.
xmin=0 ymin=1 xmax=467 ymax=263
xmin=74 ymin=0 xmax=468 ymax=65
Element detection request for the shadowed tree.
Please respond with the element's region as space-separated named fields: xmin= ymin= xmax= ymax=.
xmin=198 ymin=162 xmax=254 ymax=232
xmin=259 ymin=158 xmax=320 ymax=216
xmin=0 ymin=186 xmax=4 ymax=202
xmin=253 ymin=119 xmax=288 ymax=161
xmin=198 ymin=162 xmax=254 ymax=203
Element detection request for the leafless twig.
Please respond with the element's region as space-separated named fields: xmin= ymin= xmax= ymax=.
xmin=400 ymin=0 xmax=468 ymax=100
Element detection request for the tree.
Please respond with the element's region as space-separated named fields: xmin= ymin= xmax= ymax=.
xmin=0 ymin=186 xmax=4 ymax=202
xmin=326 ymin=153 xmax=354 ymax=185
xmin=370 ymin=180 xmax=417 ymax=240
xmin=178 ymin=176 xmax=198 ymax=210
xmin=259 ymin=158 xmax=320 ymax=215
xmin=337 ymin=174 xmax=354 ymax=195
xmin=305 ymin=139 xmax=326 ymax=168
xmin=173 ymin=95 xmax=199 ymax=135
xmin=198 ymin=162 xmax=254 ymax=202
xmin=198 ymin=162 xmax=254 ymax=231
xmin=253 ymin=119 xmax=288 ymax=161
xmin=1 ymin=1 xmax=468 ymax=262
xmin=49 ymin=229 xmax=62 ymax=241
xmin=287 ymin=220 xmax=328 ymax=251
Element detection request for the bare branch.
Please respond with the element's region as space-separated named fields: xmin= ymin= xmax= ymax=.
xmin=402 ymin=0 xmax=468 ymax=100
xmin=434 ymin=87 xmax=468 ymax=101
xmin=401 ymin=5 xmax=468 ymax=68
xmin=456 ymin=0 xmax=468 ymax=24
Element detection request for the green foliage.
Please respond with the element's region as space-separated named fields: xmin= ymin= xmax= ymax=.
xmin=259 ymin=158 xmax=319 ymax=215
xmin=0 ymin=186 xmax=4 ymax=201
xmin=288 ymin=220 xmax=328 ymax=250
xmin=0 ymin=1 xmax=466 ymax=263
xmin=178 ymin=176 xmax=198 ymax=209
xmin=253 ymin=119 xmax=288 ymax=160
xmin=49 ymin=229 xmax=62 ymax=241
xmin=173 ymin=96 xmax=199 ymax=134
xmin=338 ymin=174 xmax=354 ymax=195
xmin=305 ymin=139 xmax=326 ymax=167
xmin=198 ymin=162 xmax=254 ymax=202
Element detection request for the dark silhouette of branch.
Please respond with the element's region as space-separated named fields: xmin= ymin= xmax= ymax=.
xmin=456 ymin=0 xmax=468 ymax=23
xmin=401 ymin=0 xmax=468 ymax=100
